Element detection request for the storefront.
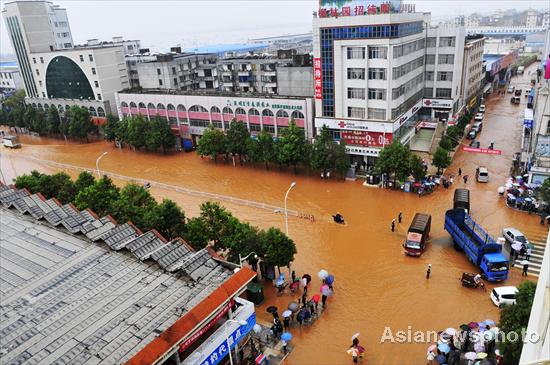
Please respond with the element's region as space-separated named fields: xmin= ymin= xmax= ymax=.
xmin=421 ymin=98 xmax=454 ymax=122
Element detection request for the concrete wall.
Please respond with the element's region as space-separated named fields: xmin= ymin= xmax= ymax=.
xmin=276 ymin=66 xmax=313 ymax=97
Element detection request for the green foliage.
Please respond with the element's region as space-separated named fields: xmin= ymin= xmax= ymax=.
xmin=375 ymin=142 xmax=412 ymax=184
xmin=127 ymin=114 xmax=147 ymax=149
xmin=144 ymin=199 xmax=186 ymax=240
xmin=432 ymin=147 xmax=451 ymax=174
xmin=310 ymin=125 xmax=332 ymax=173
xmin=74 ymin=175 xmax=120 ymax=216
xmin=439 ymin=136 xmax=453 ymax=151
xmin=332 ymin=140 xmax=348 ymax=176
xmin=46 ymin=105 xmax=60 ymax=135
xmin=259 ymin=227 xmax=297 ymax=267
xmin=498 ymin=281 xmax=537 ymax=364
xmin=13 ymin=170 xmax=44 ymax=193
xmin=111 ymin=183 xmax=156 ymax=228
xmin=67 ymin=105 xmax=94 ymax=141
xmin=13 ymin=170 xmax=74 ymax=203
xmin=277 ymin=120 xmax=308 ymax=173
xmin=74 ymin=171 xmax=96 ymax=193
xmin=222 ymin=221 xmax=262 ymax=263
xmin=3 ymin=89 xmax=26 ymax=110
xmin=102 ymin=114 xmax=119 ymax=142
xmin=540 ymin=178 xmax=550 ymax=203
xmin=145 ymin=116 xmax=163 ymax=152
xmin=226 ymin=120 xmax=250 ymax=163
xmin=196 ymin=125 xmax=227 ymax=162
xmin=409 ymin=154 xmax=426 ymax=182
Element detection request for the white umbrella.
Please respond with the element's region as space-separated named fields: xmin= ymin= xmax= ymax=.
xmin=351 ymin=333 xmax=360 ymax=340
xmin=252 ymin=324 xmax=262 ymax=334
xmin=347 ymin=348 xmax=359 ymax=357
xmin=497 ymin=186 xmax=506 ymax=194
xmin=520 ymin=260 xmax=530 ymax=265
xmin=282 ymin=310 xmax=292 ymax=318
xmin=444 ymin=328 xmax=457 ymax=336
xmin=318 ymin=269 xmax=329 ymax=280
xmin=511 ymin=242 xmax=523 ymax=251
xmin=465 ymin=352 xmax=477 ymax=361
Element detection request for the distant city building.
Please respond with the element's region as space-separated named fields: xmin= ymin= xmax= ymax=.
xmin=0 ymin=60 xmax=24 ymax=96
xmin=248 ymin=33 xmax=313 ymax=53
xmin=218 ymin=55 xmax=279 ymax=94
xmin=543 ymin=11 xmax=550 ymax=29
xmin=461 ymin=35 xmax=485 ymax=110
xmin=525 ymin=10 xmax=539 ymax=28
xmin=2 ymin=0 xmax=130 ymax=117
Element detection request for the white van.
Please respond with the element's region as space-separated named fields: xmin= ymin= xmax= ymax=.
xmin=476 ymin=167 xmax=489 ymax=182
xmin=491 ymin=286 xmax=518 ymax=307
xmin=2 ymin=135 xmax=21 ymax=149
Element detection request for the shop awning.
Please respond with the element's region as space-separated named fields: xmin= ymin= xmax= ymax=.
xmin=524 ymin=108 xmax=534 ymax=129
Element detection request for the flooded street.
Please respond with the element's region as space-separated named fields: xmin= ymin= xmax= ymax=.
xmin=0 ymin=67 xmax=545 ymax=364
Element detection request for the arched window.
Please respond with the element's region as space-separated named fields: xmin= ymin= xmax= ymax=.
xmin=157 ymin=103 xmax=165 ymax=110
xmin=139 ymin=102 xmax=146 ymax=108
xmin=177 ymin=104 xmax=186 ymax=112
xmin=291 ymin=110 xmax=304 ymax=119
xmin=121 ymin=102 xmax=129 ymax=108
xmin=211 ymin=106 xmax=221 ymax=113
xmin=167 ymin=104 xmax=175 ymax=111
xmin=31 ymin=103 xmax=37 ymax=108
xmin=46 ymin=56 xmax=94 ymax=100
xmin=222 ymin=106 xmax=233 ymax=114
xmin=189 ymin=105 xmax=208 ymax=112
xmin=130 ymin=102 xmax=137 ymax=108
xmin=248 ymin=108 xmax=259 ymax=116
xmin=37 ymin=103 xmax=43 ymax=111
xmin=64 ymin=105 xmax=70 ymax=111
xmin=236 ymin=107 xmax=246 ymax=115
xmin=262 ymin=109 xmax=274 ymax=117
xmin=89 ymin=107 xmax=97 ymax=116
xmin=57 ymin=104 xmax=63 ymax=111
xmin=147 ymin=102 xmax=156 ymax=109
xmin=44 ymin=103 xmax=49 ymax=109
xmin=276 ymin=110 xmax=288 ymax=118
xmin=97 ymin=107 xmax=105 ymax=117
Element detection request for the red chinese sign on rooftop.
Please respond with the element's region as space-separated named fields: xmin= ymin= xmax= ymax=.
xmin=318 ymin=0 xmax=402 ymax=18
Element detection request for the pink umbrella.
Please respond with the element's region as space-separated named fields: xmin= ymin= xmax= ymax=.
xmin=427 ymin=344 xmax=437 ymax=353
xmin=312 ymin=294 xmax=321 ymax=303
xmin=320 ymin=284 xmax=329 ymax=293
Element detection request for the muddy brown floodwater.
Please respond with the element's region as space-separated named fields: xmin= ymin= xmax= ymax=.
xmin=0 ymin=65 xmax=545 ymax=364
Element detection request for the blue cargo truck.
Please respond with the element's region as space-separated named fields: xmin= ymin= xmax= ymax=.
xmin=444 ymin=209 xmax=509 ymax=281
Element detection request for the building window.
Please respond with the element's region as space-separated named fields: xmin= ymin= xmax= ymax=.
xmin=42 ymin=92 xmax=46 ymax=97
xmin=368 ymin=68 xmax=386 ymax=80
xmin=79 ymin=55 xmax=84 ymax=62
xmin=347 ymin=68 xmax=365 ymax=80
xmin=392 ymin=56 xmax=424 ymax=80
xmin=423 ymin=87 xmax=433 ymax=98
xmin=39 ymin=80 xmax=42 ymax=86
xmin=36 ymin=69 xmax=39 ymax=75
xmin=347 ymin=87 xmax=365 ymax=100
xmin=425 ymin=55 xmax=436 ymax=64
xmin=157 ymin=68 xmax=161 ymax=75
xmin=33 ymin=57 xmax=36 ymax=64
xmin=97 ymin=93 xmax=102 ymax=100
xmin=347 ymin=107 xmax=365 ymax=119
xmin=368 ymin=88 xmax=386 ymax=100
xmin=439 ymin=37 xmax=456 ymax=47
xmin=435 ymin=88 xmax=452 ymax=98
xmin=425 ymin=71 xmax=434 ymax=81
xmin=546 ymin=120 xmax=550 ymax=135
xmin=347 ymin=47 xmax=365 ymax=59
xmin=159 ymin=79 xmax=163 ymax=86
xmin=426 ymin=37 xmax=437 ymax=47
xmin=64 ymin=43 xmax=72 ymax=48
xmin=393 ymin=39 xmax=425 ymax=58
xmin=438 ymin=54 xmax=454 ymax=64
xmin=249 ymin=123 xmax=261 ymax=132
xmin=89 ymin=54 xmax=93 ymax=62
xmin=437 ymin=72 xmax=453 ymax=81
xmin=368 ymin=46 xmax=387 ymax=59
xmin=368 ymin=108 xmax=386 ymax=120
xmin=172 ymin=67 xmax=176 ymax=75
xmin=91 ymin=67 xmax=96 ymax=75
xmin=40 ymin=57 xmax=44 ymax=64
xmin=263 ymin=125 xmax=275 ymax=133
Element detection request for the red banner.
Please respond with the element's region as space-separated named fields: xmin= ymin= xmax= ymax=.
xmin=462 ymin=146 xmax=502 ymax=155
xmin=178 ymin=300 xmax=233 ymax=353
xmin=341 ymin=130 xmax=392 ymax=147
xmin=314 ymin=58 xmax=322 ymax=100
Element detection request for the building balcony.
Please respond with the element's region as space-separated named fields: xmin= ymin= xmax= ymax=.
xmin=263 ymin=71 xmax=276 ymax=76
xmin=221 ymin=70 xmax=232 ymax=76
xmin=238 ymin=81 xmax=250 ymax=87
xmin=238 ymin=71 xmax=250 ymax=76
xmin=264 ymin=82 xmax=277 ymax=88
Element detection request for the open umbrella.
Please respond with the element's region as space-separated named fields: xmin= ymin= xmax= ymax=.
xmin=276 ymin=273 xmax=285 ymax=287
xmin=477 ymin=352 xmax=488 ymax=359
xmin=300 ymin=278 xmax=308 ymax=287
xmin=297 ymin=308 xmax=307 ymax=321
xmin=318 ymin=269 xmax=329 ymax=280
xmin=325 ymin=274 xmax=335 ymax=285
xmin=474 ymin=342 xmax=486 ymax=353
xmin=321 ymin=285 xmax=332 ymax=296
xmin=281 ymin=332 xmax=292 ymax=342
xmin=427 ymin=344 xmax=437 ymax=353
xmin=444 ymin=328 xmax=457 ymax=336
xmin=266 ymin=306 xmax=278 ymax=314
xmin=288 ymin=301 xmax=299 ymax=313
xmin=483 ymin=319 xmax=496 ymax=327
xmin=437 ymin=343 xmax=450 ymax=354
xmin=435 ymin=354 xmax=447 ymax=364
xmin=253 ymin=324 xmax=262 ymax=334
xmin=312 ymin=294 xmax=321 ymax=303
xmin=460 ymin=324 xmax=471 ymax=331
xmin=468 ymin=322 xmax=479 ymax=329
xmin=302 ymin=274 xmax=312 ymax=283
xmin=282 ymin=310 xmax=292 ymax=318
xmin=347 ymin=348 xmax=359 ymax=357
xmin=352 ymin=333 xmax=360 ymax=341
xmin=512 ymin=242 xmax=523 ymax=251
xmin=465 ymin=352 xmax=477 ymax=361
xmin=290 ymin=281 xmax=300 ymax=290
xmin=520 ymin=259 xmax=530 ymax=265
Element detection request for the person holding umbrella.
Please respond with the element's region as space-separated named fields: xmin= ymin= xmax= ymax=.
xmin=522 ymin=261 xmax=529 ymax=276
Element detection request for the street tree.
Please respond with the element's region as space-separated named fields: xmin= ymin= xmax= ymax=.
xmin=74 ymin=171 xmax=96 ymax=193
xmin=3 ymin=89 xmax=25 ymax=110
xmin=310 ymin=125 xmax=332 ymax=175
xmin=127 ymin=115 xmax=148 ymax=150
xmin=112 ymin=183 xmax=157 ymax=229
xmin=409 ymin=154 xmax=426 ymax=182
xmin=59 ymin=112 xmax=70 ymax=140
xmin=251 ymin=129 xmax=275 ymax=169
xmin=187 ymin=201 xmax=235 ymax=251
xmin=375 ymin=142 xmax=412 ymax=186
xmin=259 ymin=227 xmax=297 ymax=269
xmin=67 ymin=105 xmax=94 ymax=141
xmin=13 ymin=170 xmax=44 ymax=193
xmin=226 ymin=120 xmax=251 ymax=165
xmin=37 ymin=172 xmax=75 ymax=203
xmin=222 ymin=221 xmax=262 ymax=263
xmin=185 ymin=218 xmax=210 ymax=250
xmin=74 ymin=175 xmax=120 ymax=216
xmin=102 ymin=114 xmax=119 ymax=142
xmin=145 ymin=117 xmax=162 ymax=152
xmin=498 ymin=281 xmax=536 ymax=364
xmin=540 ymin=178 xmax=550 ymax=203
xmin=432 ymin=147 xmax=452 ymax=174
xmin=196 ymin=125 xmax=227 ymax=163
xmin=144 ymin=199 xmax=186 ymax=240
xmin=158 ymin=118 xmax=176 ymax=153
xmin=23 ymin=105 xmax=36 ymax=130
xmin=277 ymin=120 xmax=307 ymax=173
xmin=46 ymin=105 xmax=61 ymax=135
xmin=332 ymin=140 xmax=349 ymax=177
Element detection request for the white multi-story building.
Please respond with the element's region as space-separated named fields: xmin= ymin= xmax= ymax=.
xmin=465 ymin=14 xmax=481 ymax=28
xmin=525 ymin=10 xmax=539 ymax=28
xmin=2 ymin=0 xmax=129 ymax=116
xmin=313 ymin=3 xmax=429 ymax=165
xmin=460 ymin=35 xmax=485 ymax=110
xmin=422 ymin=24 xmax=465 ymax=121
xmin=542 ymin=11 xmax=550 ymax=29
xmin=0 ymin=64 xmax=24 ymax=94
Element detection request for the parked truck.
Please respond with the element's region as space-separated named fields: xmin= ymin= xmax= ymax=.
xmin=403 ymin=213 xmax=431 ymax=256
xmin=444 ymin=209 xmax=509 ymax=281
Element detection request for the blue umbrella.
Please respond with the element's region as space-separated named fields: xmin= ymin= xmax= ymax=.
xmin=438 ymin=343 xmax=450 ymax=354
xmin=483 ymin=319 xmax=495 ymax=327
xmin=281 ymin=332 xmax=292 ymax=341
xmin=435 ymin=354 xmax=447 ymax=364
xmin=325 ymin=274 xmax=335 ymax=285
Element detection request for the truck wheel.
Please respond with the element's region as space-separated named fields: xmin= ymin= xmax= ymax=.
xmin=453 ymin=242 xmax=461 ymax=251
xmin=481 ymin=273 xmax=487 ymax=281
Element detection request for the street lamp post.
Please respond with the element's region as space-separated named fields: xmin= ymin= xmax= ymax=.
xmin=95 ymin=152 xmax=108 ymax=178
xmin=284 ymin=182 xmax=297 ymax=236
xmin=225 ymin=319 xmax=247 ymax=365
xmin=239 ymin=252 xmax=258 ymax=268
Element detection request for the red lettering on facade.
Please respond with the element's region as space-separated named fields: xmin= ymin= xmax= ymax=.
xmin=354 ymin=5 xmax=364 ymax=15
xmin=341 ymin=6 xmax=351 ymax=16
xmin=380 ymin=3 xmax=390 ymax=13
xmin=319 ymin=8 xmax=327 ymax=18
xmin=367 ymin=5 xmax=377 ymax=15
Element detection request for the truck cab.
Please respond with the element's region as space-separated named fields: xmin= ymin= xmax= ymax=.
xmin=403 ymin=213 xmax=431 ymax=256
xmin=480 ymin=253 xmax=509 ymax=281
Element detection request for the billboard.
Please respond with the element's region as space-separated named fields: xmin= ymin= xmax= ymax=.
xmin=341 ymin=130 xmax=392 ymax=147
xmin=314 ymin=58 xmax=322 ymax=100
xmin=318 ymin=0 xmax=402 ymax=17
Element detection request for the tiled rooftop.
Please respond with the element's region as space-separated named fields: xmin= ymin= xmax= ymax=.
xmin=0 ymin=184 xmax=233 ymax=365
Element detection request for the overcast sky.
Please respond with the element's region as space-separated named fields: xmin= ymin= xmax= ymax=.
xmin=1 ymin=0 xmax=548 ymax=56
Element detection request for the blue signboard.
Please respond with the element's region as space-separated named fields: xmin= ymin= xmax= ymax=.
xmin=524 ymin=119 xmax=533 ymax=129
xmin=199 ymin=314 xmax=256 ymax=365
